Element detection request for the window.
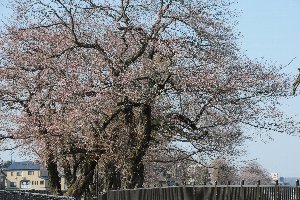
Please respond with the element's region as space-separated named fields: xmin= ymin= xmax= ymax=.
xmin=10 ymin=172 xmax=13 ymax=176
xmin=28 ymin=171 xmax=34 ymax=175
xmin=32 ymin=181 xmax=39 ymax=185
xmin=20 ymin=180 xmax=31 ymax=189
xmin=16 ymin=171 xmax=22 ymax=176
xmin=10 ymin=182 xmax=16 ymax=187
xmin=40 ymin=180 xmax=44 ymax=185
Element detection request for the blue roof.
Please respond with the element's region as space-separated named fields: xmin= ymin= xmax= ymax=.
xmin=7 ymin=161 xmax=42 ymax=170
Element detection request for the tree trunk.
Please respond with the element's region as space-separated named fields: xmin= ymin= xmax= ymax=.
xmin=104 ymin=161 xmax=121 ymax=191
xmin=126 ymin=159 xmax=145 ymax=189
xmin=47 ymin=155 xmax=62 ymax=195
xmin=125 ymin=104 xmax=152 ymax=189
xmin=65 ymin=159 xmax=97 ymax=199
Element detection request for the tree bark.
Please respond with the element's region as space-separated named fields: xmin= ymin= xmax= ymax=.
xmin=126 ymin=158 xmax=145 ymax=189
xmin=47 ymin=155 xmax=62 ymax=195
xmin=104 ymin=161 xmax=121 ymax=191
xmin=65 ymin=159 xmax=97 ymax=199
xmin=125 ymin=104 xmax=152 ymax=189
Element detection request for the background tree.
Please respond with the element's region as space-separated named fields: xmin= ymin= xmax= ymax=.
xmin=193 ymin=165 xmax=210 ymax=185
xmin=209 ymin=159 xmax=238 ymax=185
xmin=144 ymin=155 xmax=210 ymax=186
xmin=0 ymin=0 xmax=297 ymax=197
xmin=239 ymin=161 xmax=272 ymax=185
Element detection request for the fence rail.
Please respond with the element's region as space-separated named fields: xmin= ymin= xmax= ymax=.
xmin=2 ymin=185 xmax=300 ymax=200
xmin=97 ymin=185 xmax=300 ymax=200
xmin=0 ymin=190 xmax=76 ymax=200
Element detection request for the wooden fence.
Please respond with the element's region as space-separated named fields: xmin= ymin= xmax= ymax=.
xmin=97 ymin=185 xmax=300 ymax=200
xmin=2 ymin=185 xmax=300 ymax=200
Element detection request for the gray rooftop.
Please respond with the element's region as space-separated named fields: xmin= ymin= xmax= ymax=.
xmin=7 ymin=161 xmax=41 ymax=171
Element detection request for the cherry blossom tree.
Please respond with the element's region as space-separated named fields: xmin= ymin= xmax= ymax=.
xmin=293 ymin=69 xmax=300 ymax=95
xmin=239 ymin=161 xmax=272 ymax=185
xmin=209 ymin=159 xmax=238 ymax=185
xmin=0 ymin=0 xmax=297 ymax=197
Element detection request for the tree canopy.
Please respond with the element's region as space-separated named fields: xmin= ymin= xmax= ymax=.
xmin=0 ymin=0 xmax=297 ymax=197
xmin=239 ymin=161 xmax=272 ymax=185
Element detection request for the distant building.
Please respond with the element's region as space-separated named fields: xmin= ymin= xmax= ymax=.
xmin=276 ymin=177 xmax=289 ymax=185
xmin=280 ymin=177 xmax=300 ymax=186
xmin=271 ymin=173 xmax=279 ymax=181
xmin=4 ymin=161 xmax=49 ymax=190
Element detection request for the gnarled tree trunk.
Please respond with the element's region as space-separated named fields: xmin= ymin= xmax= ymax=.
xmin=65 ymin=159 xmax=97 ymax=199
xmin=124 ymin=104 xmax=152 ymax=189
xmin=47 ymin=155 xmax=62 ymax=196
xmin=103 ymin=161 xmax=121 ymax=191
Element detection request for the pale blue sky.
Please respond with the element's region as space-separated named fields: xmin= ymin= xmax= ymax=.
xmin=236 ymin=0 xmax=300 ymax=177
xmin=1 ymin=0 xmax=300 ymax=177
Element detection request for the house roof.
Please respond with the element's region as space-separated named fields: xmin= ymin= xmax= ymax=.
xmin=6 ymin=161 xmax=41 ymax=171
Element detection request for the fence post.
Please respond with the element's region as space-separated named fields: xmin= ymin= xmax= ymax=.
xmin=241 ymin=180 xmax=245 ymax=186
xmin=240 ymin=180 xmax=245 ymax=200
xmin=256 ymin=180 xmax=261 ymax=200
xmin=227 ymin=181 xmax=231 ymax=200
xmin=214 ymin=181 xmax=218 ymax=200
xmin=296 ymin=180 xmax=299 ymax=200
xmin=275 ymin=180 xmax=280 ymax=200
